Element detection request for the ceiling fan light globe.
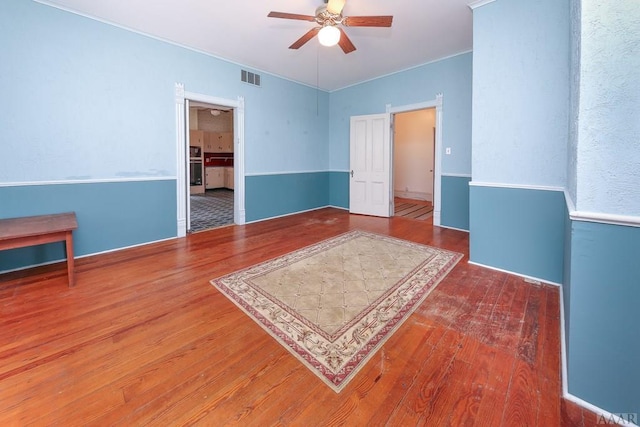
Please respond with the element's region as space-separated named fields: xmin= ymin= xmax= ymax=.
xmin=318 ymin=25 xmax=340 ymax=47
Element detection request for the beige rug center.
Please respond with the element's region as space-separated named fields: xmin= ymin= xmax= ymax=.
xmin=251 ymin=235 xmax=433 ymax=336
xmin=211 ymin=230 xmax=462 ymax=392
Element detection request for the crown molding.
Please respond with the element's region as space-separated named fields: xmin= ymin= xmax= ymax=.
xmin=468 ymin=0 xmax=497 ymax=10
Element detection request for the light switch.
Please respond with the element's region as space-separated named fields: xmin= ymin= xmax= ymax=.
xmin=446 ymin=147 xmax=451 ymax=155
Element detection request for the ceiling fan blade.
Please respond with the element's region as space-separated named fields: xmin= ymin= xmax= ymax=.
xmin=327 ymin=0 xmax=346 ymax=15
xmin=338 ymin=28 xmax=356 ymax=54
xmin=289 ymin=28 xmax=320 ymax=50
xmin=343 ymin=16 xmax=393 ymax=27
xmin=268 ymin=11 xmax=316 ymax=22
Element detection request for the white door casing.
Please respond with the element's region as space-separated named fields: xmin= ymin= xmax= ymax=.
xmin=387 ymin=94 xmax=443 ymax=226
xmin=349 ymin=113 xmax=392 ymax=217
xmin=185 ymin=98 xmax=191 ymax=231
xmin=174 ymin=83 xmax=246 ymax=237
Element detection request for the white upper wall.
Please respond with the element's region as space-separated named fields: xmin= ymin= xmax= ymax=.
xmin=471 ymin=0 xmax=570 ymax=187
xmin=575 ymin=1 xmax=640 ymax=216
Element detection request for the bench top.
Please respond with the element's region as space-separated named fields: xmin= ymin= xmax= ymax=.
xmin=0 ymin=212 xmax=78 ymax=241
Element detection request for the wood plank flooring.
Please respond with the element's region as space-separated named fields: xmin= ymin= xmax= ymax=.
xmin=0 ymin=208 xmax=597 ymax=425
xmin=394 ymin=197 xmax=433 ymax=220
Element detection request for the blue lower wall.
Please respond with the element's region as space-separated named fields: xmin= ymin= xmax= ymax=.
xmin=441 ymin=176 xmax=470 ymax=230
xmin=567 ymin=220 xmax=640 ymax=416
xmin=328 ymin=172 xmax=471 ymax=228
xmin=329 ymin=171 xmax=349 ymax=209
xmin=0 ymin=180 xmax=177 ymax=272
xmin=245 ymin=172 xmax=330 ymax=222
xmin=469 ymin=185 xmax=565 ymax=283
xmin=562 ymin=201 xmax=573 ymax=355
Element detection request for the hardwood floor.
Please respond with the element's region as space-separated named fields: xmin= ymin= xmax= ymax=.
xmin=394 ymin=197 xmax=433 ymax=220
xmin=0 ymin=208 xmax=597 ymax=425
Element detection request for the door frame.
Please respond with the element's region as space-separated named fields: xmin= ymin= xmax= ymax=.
xmin=174 ymin=83 xmax=246 ymax=237
xmin=386 ymin=94 xmax=443 ymax=226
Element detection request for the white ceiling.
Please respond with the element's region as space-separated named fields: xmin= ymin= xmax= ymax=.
xmin=37 ymin=0 xmax=474 ymax=91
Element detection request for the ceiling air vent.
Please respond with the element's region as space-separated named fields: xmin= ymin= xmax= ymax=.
xmin=241 ymin=70 xmax=261 ymax=87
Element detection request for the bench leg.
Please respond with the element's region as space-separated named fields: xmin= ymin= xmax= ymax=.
xmin=65 ymin=231 xmax=75 ymax=287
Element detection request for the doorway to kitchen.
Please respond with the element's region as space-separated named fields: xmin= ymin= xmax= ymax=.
xmin=174 ymin=85 xmax=245 ymax=237
xmin=187 ymin=101 xmax=235 ymax=232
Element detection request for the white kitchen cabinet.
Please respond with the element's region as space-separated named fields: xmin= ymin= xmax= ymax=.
xmin=203 ymin=133 xmax=213 ymax=152
xmin=204 ymin=132 xmax=217 ymax=153
xmin=223 ymin=133 xmax=234 ymax=152
xmin=205 ymin=167 xmax=224 ymax=189
xmin=224 ymin=167 xmax=234 ymax=190
xmin=189 ymin=130 xmax=204 ymax=148
xmin=213 ymin=132 xmax=234 ymax=153
xmin=200 ymin=131 xmax=234 ymax=153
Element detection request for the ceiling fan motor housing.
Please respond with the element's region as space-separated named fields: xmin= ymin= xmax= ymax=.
xmin=315 ymin=6 xmax=343 ymax=26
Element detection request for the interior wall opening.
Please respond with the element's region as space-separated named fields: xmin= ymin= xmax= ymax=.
xmin=392 ymin=107 xmax=436 ymax=221
xmin=187 ymin=101 xmax=235 ymax=232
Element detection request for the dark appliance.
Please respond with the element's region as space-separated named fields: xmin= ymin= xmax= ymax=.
xmin=190 ymin=160 xmax=202 ymax=186
xmin=189 ymin=146 xmax=202 ymax=158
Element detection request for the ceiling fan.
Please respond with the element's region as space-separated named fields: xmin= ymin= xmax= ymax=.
xmin=267 ymin=0 xmax=393 ymax=54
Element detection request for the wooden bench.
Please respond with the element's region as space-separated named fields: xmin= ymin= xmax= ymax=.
xmin=0 ymin=212 xmax=78 ymax=287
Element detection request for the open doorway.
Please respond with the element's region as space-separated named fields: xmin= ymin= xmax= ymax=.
xmin=392 ymin=108 xmax=436 ymax=221
xmin=187 ymin=102 xmax=235 ymax=232
xmin=387 ymin=95 xmax=443 ymax=226
xmin=174 ymin=85 xmax=245 ymax=237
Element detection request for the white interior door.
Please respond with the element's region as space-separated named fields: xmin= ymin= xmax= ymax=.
xmin=349 ymin=113 xmax=392 ymax=217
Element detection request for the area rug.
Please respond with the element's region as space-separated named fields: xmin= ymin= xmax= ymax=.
xmin=210 ymin=230 xmax=462 ymax=392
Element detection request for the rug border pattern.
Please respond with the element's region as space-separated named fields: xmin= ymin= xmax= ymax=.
xmin=211 ymin=230 xmax=463 ymax=392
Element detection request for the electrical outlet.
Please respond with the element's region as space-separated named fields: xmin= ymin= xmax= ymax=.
xmin=446 ymin=147 xmax=452 ymax=155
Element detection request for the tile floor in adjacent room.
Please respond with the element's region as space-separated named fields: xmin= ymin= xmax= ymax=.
xmin=190 ymin=189 xmax=234 ymax=232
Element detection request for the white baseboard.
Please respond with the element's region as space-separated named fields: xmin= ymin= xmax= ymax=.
xmin=437 ymin=224 xmax=469 ymax=233
xmin=558 ymin=287 xmax=638 ymax=426
xmin=468 ymin=261 xmax=637 ymax=424
xmin=468 ymin=262 xmax=637 ymax=426
xmin=235 ymin=208 xmax=246 ymax=225
xmin=394 ymin=190 xmax=431 ymax=201
xmin=563 ymin=394 xmax=638 ymax=425
xmin=467 ymin=260 xmax=562 ymax=287
xmin=243 ymin=205 xmax=338 ymax=225
xmin=177 ymin=219 xmax=187 ymax=237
